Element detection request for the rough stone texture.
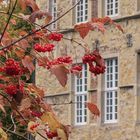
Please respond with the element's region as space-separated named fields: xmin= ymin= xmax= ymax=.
xmin=36 ymin=0 xmax=140 ymax=140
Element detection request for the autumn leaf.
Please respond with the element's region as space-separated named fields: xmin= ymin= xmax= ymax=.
xmin=50 ymin=65 xmax=69 ymax=87
xmin=74 ymin=22 xmax=92 ymax=39
xmin=41 ymin=112 xmax=62 ymax=132
xmin=22 ymin=55 xmax=35 ymax=74
xmin=27 ymin=84 xmax=44 ymax=98
xmin=86 ymin=102 xmax=100 ymax=116
xmin=14 ymin=48 xmax=25 ymax=59
xmin=0 ymin=104 xmax=6 ymax=114
xmin=29 ymin=10 xmax=52 ymax=23
xmin=114 ymin=23 xmax=124 ymax=33
xmin=18 ymin=39 xmax=31 ymax=49
xmin=0 ymin=128 xmax=8 ymax=140
xmin=19 ymin=98 xmax=31 ymax=111
xmin=57 ymin=128 xmax=68 ymax=140
xmin=18 ymin=0 xmax=39 ymax=12
xmin=37 ymin=57 xmax=50 ymax=67
xmin=90 ymin=22 xmax=106 ymax=33
xmin=93 ymin=50 xmax=105 ymax=68
xmin=13 ymin=91 xmax=23 ymax=105
xmin=75 ymin=17 xmax=123 ymax=38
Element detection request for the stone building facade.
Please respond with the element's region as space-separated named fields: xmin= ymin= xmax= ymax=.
xmin=36 ymin=0 xmax=140 ymax=140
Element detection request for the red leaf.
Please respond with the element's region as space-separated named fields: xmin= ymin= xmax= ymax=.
xmin=50 ymin=65 xmax=69 ymax=87
xmin=27 ymin=84 xmax=44 ymax=97
xmin=86 ymin=102 xmax=100 ymax=116
xmin=22 ymin=55 xmax=35 ymax=74
xmin=74 ymin=22 xmax=92 ymax=39
xmin=93 ymin=50 xmax=105 ymax=68
xmin=114 ymin=23 xmax=124 ymax=33
xmin=75 ymin=17 xmax=123 ymax=38
xmin=37 ymin=57 xmax=50 ymax=67
xmin=90 ymin=22 xmax=106 ymax=33
xmin=18 ymin=0 xmax=39 ymax=12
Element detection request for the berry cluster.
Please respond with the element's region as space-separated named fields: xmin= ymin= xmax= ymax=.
xmin=82 ymin=54 xmax=96 ymax=64
xmin=56 ymin=56 xmax=72 ymax=64
xmin=5 ymin=84 xmax=17 ymax=95
xmin=30 ymin=123 xmax=40 ymax=131
xmin=82 ymin=50 xmax=105 ymax=75
xmin=46 ymin=131 xmax=58 ymax=139
xmin=71 ymin=65 xmax=82 ymax=73
xmin=48 ymin=32 xmax=63 ymax=41
xmin=34 ymin=43 xmax=54 ymax=52
xmin=45 ymin=56 xmax=72 ymax=69
xmin=4 ymin=58 xmax=21 ymax=76
xmin=31 ymin=111 xmax=43 ymax=118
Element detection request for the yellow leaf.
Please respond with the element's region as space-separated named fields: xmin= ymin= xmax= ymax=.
xmin=41 ymin=112 xmax=61 ymax=132
xmin=0 ymin=128 xmax=8 ymax=140
xmin=57 ymin=128 xmax=68 ymax=140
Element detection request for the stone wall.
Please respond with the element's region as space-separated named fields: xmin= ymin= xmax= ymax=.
xmin=35 ymin=0 xmax=140 ymax=139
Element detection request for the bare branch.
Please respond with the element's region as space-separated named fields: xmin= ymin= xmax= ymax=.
xmin=0 ymin=0 xmax=82 ymax=50
xmin=0 ymin=0 xmax=18 ymax=42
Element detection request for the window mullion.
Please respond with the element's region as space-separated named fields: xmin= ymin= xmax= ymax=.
xmin=83 ymin=0 xmax=85 ymax=21
xmin=113 ymin=0 xmax=115 ymax=16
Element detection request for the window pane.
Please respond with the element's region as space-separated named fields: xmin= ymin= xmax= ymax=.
xmin=104 ymin=58 xmax=118 ymax=123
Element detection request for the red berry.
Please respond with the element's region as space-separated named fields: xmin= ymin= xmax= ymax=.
xmin=5 ymin=84 xmax=17 ymax=95
xmin=71 ymin=65 xmax=82 ymax=73
xmin=4 ymin=58 xmax=21 ymax=76
xmin=44 ymin=44 xmax=54 ymax=52
xmin=48 ymin=32 xmax=63 ymax=41
xmin=31 ymin=111 xmax=43 ymax=118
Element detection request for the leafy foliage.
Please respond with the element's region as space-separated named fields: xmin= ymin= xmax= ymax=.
xmin=0 ymin=0 xmax=123 ymax=140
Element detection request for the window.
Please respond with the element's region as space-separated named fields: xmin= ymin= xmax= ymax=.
xmin=76 ymin=0 xmax=88 ymax=23
xmin=49 ymin=0 xmax=57 ymax=29
xmin=104 ymin=58 xmax=118 ymax=123
xmin=105 ymin=0 xmax=119 ymax=17
xmin=75 ymin=64 xmax=87 ymax=125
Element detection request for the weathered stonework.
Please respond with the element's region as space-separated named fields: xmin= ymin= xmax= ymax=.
xmin=36 ymin=0 xmax=140 ymax=139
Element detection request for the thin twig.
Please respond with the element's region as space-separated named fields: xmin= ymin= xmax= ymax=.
xmin=0 ymin=0 xmax=82 ymax=50
xmin=2 ymin=127 xmax=28 ymax=140
xmin=11 ymin=113 xmax=16 ymax=132
xmin=0 ymin=0 xmax=18 ymax=42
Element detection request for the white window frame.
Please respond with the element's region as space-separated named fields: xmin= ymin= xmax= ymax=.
xmin=75 ymin=64 xmax=87 ymax=125
xmin=104 ymin=58 xmax=118 ymax=123
xmin=76 ymin=0 xmax=88 ymax=23
xmin=49 ymin=0 xmax=57 ymax=30
xmin=105 ymin=0 xmax=119 ymax=17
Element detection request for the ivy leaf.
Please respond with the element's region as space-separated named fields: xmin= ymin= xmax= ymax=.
xmin=86 ymin=102 xmax=100 ymax=117
xmin=22 ymin=55 xmax=35 ymax=74
xmin=50 ymin=65 xmax=69 ymax=87
xmin=29 ymin=10 xmax=52 ymax=23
